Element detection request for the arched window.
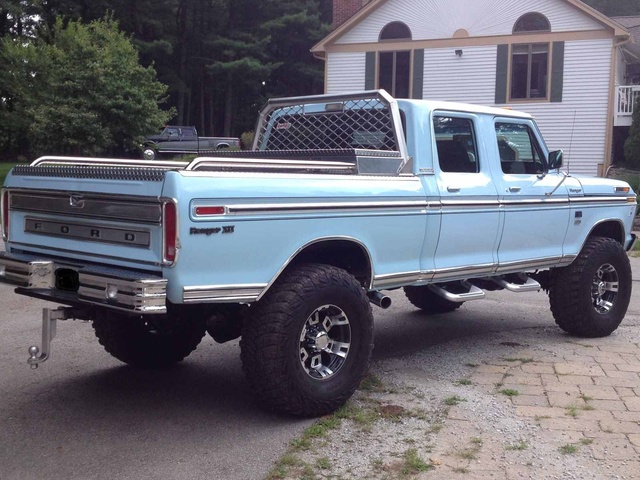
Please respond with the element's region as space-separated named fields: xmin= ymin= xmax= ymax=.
xmin=379 ymin=21 xmax=411 ymax=41
xmin=510 ymin=13 xmax=551 ymax=100
xmin=513 ymin=13 xmax=550 ymax=33
xmin=378 ymin=22 xmax=412 ymax=98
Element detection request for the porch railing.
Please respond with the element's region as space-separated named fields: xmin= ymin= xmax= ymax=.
xmin=617 ymin=85 xmax=640 ymax=117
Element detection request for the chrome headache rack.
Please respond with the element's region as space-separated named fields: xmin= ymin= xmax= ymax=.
xmin=191 ymin=90 xmax=409 ymax=175
xmin=249 ymin=90 xmax=409 ymax=175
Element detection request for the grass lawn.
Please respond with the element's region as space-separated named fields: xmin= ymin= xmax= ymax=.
xmin=0 ymin=163 xmax=18 ymax=186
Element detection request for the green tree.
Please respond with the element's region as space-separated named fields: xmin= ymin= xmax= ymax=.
xmin=3 ymin=1 xmax=331 ymax=145
xmin=624 ymin=105 xmax=640 ymax=169
xmin=1 ymin=16 xmax=173 ymax=158
xmin=582 ymin=0 xmax=640 ymax=16
xmin=0 ymin=0 xmax=43 ymax=38
xmin=202 ymin=0 xmax=330 ymax=136
xmin=261 ymin=1 xmax=330 ymax=97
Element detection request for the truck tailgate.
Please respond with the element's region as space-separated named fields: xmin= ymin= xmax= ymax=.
xmin=2 ymin=163 xmax=170 ymax=272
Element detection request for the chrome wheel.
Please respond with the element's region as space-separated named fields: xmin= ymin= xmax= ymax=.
xmin=591 ymin=263 xmax=618 ymax=314
xmin=143 ymin=148 xmax=156 ymax=160
xmin=299 ymin=304 xmax=351 ymax=380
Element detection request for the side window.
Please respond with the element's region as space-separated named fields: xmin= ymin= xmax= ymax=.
xmin=434 ymin=116 xmax=479 ymax=173
xmin=378 ymin=51 xmax=411 ymax=99
xmin=378 ymin=22 xmax=412 ymax=99
xmin=511 ymin=14 xmax=551 ymax=101
xmin=495 ymin=122 xmax=546 ymax=174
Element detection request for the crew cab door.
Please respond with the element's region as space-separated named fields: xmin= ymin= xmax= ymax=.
xmin=432 ymin=112 xmax=501 ymax=279
xmin=493 ymin=118 xmax=570 ymax=269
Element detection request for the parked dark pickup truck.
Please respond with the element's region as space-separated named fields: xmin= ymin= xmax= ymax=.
xmin=142 ymin=126 xmax=240 ymax=160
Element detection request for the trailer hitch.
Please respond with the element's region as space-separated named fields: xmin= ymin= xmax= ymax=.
xmin=27 ymin=307 xmax=90 ymax=369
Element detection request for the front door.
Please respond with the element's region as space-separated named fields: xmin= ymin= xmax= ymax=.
xmin=493 ymin=118 xmax=570 ymax=271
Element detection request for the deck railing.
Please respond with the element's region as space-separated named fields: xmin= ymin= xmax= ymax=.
xmin=617 ymin=85 xmax=640 ymax=117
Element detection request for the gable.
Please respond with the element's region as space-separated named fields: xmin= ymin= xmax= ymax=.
xmin=336 ymin=0 xmax=604 ymax=44
xmin=315 ymin=0 xmax=627 ymax=52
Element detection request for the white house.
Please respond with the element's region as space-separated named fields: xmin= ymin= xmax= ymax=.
xmin=312 ymin=0 xmax=640 ymax=176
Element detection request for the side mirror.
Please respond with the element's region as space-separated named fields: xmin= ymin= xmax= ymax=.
xmin=548 ymin=150 xmax=563 ymax=170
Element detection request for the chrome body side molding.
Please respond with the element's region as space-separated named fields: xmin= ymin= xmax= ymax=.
xmin=183 ymin=284 xmax=267 ymax=303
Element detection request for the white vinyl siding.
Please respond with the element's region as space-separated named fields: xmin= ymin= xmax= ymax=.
xmin=326 ymin=52 xmax=367 ymax=94
xmin=422 ymin=46 xmax=497 ymax=105
xmin=502 ymin=39 xmax=613 ymax=176
xmin=336 ymin=0 xmax=605 ymax=45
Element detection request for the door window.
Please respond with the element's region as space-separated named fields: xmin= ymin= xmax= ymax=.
xmin=495 ymin=122 xmax=546 ymax=174
xmin=434 ymin=116 xmax=479 ymax=173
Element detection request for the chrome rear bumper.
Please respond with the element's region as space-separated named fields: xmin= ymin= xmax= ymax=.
xmin=0 ymin=252 xmax=166 ymax=313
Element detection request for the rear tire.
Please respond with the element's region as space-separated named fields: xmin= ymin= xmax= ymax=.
xmin=93 ymin=309 xmax=206 ymax=367
xmin=240 ymin=263 xmax=374 ymax=417
xmin=549 ymin=237 xmax=631 ymax=337
xmin=404 ymin=285 xmax=463 ymax=314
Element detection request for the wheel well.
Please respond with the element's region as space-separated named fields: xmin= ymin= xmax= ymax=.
xmin=589 ymin=220 xmax=624 ymax=245
xmin=288 ymin=239 xmax=372 ymax=287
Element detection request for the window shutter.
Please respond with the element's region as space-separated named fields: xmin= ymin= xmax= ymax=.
xmin=495 ymin=44 xmax=509 ymax=104
xmin=412 ymin=49 xmax=424 ymax=99
xmin=550 ymin=41 xmax=565 ymax=103
xmin=365 ymin=52 xmax=376 ymax=90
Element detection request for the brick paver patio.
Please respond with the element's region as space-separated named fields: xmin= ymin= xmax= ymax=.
xmin=428 ymin=337 xmax=640 ymax=479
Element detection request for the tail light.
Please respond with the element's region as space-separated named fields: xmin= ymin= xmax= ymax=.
xmin=1 ymin=189 xmax=8 ymax=241
xmin=162 ymin=200 xmax=178 ymax=265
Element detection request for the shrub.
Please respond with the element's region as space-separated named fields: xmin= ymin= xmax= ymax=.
xmin=240 ymin=131 xmax=255 ymax=150
xmin=624 ymin=99 xmax=640 ymax=169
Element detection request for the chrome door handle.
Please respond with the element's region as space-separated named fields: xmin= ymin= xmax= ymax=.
xmin=508 ymin=186 xmax=521 ymax=193
xmin=447 ymin=186 xmax=461 ymax=193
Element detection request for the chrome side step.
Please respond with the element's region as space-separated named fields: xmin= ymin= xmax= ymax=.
xmin=428 ymin=281 xmax=485 ymax=303
xmin=492 ymin=274 xmax=541 ymax=293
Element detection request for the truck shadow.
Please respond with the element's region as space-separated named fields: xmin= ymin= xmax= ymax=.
xmin=5 ymin=290 xmax=557 ymax=436
xmin=371 ymin=304 xmax=551 ymax=361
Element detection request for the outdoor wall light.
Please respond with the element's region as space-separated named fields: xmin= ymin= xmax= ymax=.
xmin=455 ymin=49 xmax=463 ymax=57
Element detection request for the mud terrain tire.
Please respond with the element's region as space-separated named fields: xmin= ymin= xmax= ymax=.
xmin=93 ymin=310 xmax=206 ymax=367
xmin=549 ymin=236 xmax=631 ymax=337
xmin=240 ymin=263 xmax=374 ymax=417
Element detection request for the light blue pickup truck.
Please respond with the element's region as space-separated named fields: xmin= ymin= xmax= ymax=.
xmin=0 ymin=90 xmax=636 ymax=416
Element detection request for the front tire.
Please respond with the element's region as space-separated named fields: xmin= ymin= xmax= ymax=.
xmin=404 ymin=285 xmax=463 ymax=314
xmin=549 ymin=236 xmax=632 ymax=337
xmin=93 ymin=309 xmax=206 ymax=367
xmin=240 ymin=263 xmax=374 ymax=417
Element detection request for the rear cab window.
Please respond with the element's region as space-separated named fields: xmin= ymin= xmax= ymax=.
xmin=433 ymin=115 xmax=480 ymax=173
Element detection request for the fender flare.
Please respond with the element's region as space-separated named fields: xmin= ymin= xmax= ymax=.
xmin=257 ymin=236 xmax=375 ymax=301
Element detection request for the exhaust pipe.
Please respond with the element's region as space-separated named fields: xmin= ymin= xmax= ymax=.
xmin=367 ymin=291 xmax=392 ymax=309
